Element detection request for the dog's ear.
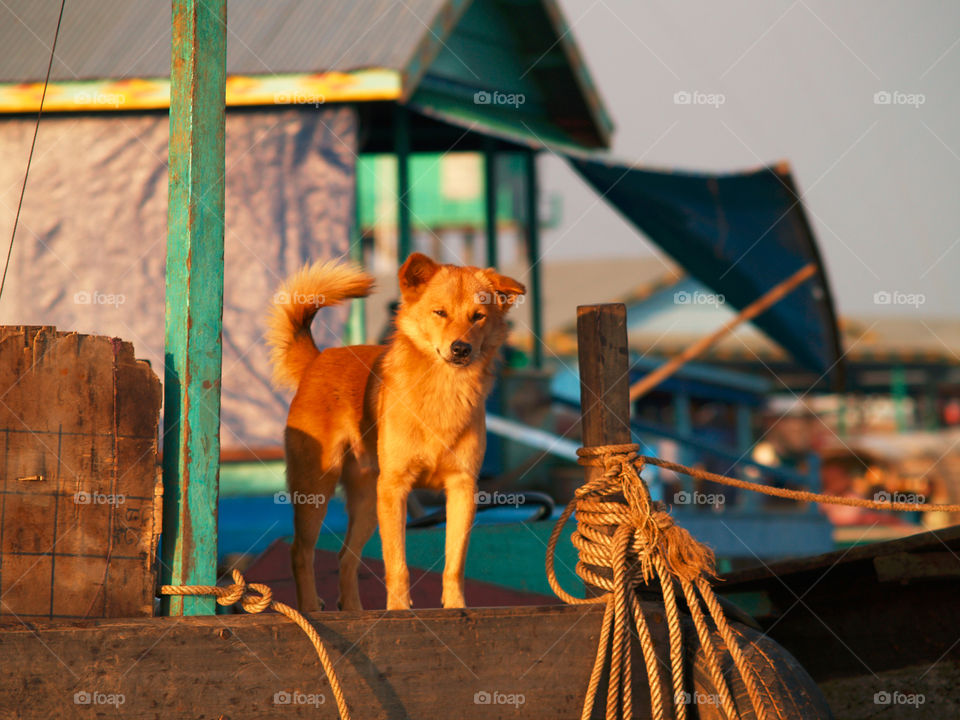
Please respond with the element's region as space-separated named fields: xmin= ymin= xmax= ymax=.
xmin=482 ymin=269 xmax=526 ymax=309
xmin=398 ymin=253 xmax=440 ymax=298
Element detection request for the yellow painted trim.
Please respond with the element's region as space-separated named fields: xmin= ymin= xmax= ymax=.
xmin=0 ymin=69 xmax=401 ymax=113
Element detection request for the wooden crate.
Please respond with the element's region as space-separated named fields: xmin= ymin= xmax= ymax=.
xmin=0 ymin=326 xmax=161 ymax=619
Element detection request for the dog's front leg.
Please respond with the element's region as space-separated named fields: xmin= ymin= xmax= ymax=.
xmin=377 ymin=479 xmax=412 ymax=610
xmin=442 ymin=475 xmax=477 ymax=608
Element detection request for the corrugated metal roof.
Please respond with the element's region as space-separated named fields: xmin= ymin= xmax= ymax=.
xmin=0 ymin=0 xmax=447 ymax=82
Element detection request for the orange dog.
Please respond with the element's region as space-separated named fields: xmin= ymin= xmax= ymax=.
xmin=267 ymin=253 xmax=525 ymax=611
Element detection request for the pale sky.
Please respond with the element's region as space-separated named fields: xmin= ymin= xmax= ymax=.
xmin=544 ymin=0 xmax=960 ymax=317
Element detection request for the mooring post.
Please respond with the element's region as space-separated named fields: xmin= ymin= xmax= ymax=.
xmin=161 ymin=0 xmax=227 ymax=616
xmin=576 ymin=303 xmax=631 ymax=596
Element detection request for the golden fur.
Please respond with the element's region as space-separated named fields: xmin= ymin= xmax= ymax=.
xmin=267 ymin=253 xmax=525 ymax=611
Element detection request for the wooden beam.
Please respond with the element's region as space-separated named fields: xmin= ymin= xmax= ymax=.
xmin=395 ymin=105 xmax=412 ymax=263
xmin=0 ymin=605 xmax=612 ymax=718
xmin=483 ymin=137 xmax=498 ymax=267
xmin=525 ymin=151 xmax=543 ymax=367
xmin=575 ymin=303 xmax=630 ymax=596
xmin=161 ymin=0 xmax=227 ymax=616
xmin=628 ymin=262 xmax=817 ymax=402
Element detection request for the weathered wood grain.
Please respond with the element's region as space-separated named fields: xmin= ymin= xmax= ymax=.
xmin=0 ymin=326 xmax=161 ymax=620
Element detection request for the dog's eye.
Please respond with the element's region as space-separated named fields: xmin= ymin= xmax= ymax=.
xmin=471 ymin=311 xmax=486 ymax=322
xmin=433 ymin=309 xmax=447 ymax=318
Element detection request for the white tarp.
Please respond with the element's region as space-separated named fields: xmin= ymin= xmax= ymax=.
xmin=0 ymin=106 xmax=357 ymax=451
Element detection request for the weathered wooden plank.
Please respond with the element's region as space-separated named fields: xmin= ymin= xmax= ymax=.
xmin=0 ymin=605 xmax=608 ymax=718
xmin=0 ymin=327 xmax=161 ymax=619
xmin=161 ymin=0 xmax=227 ymax=616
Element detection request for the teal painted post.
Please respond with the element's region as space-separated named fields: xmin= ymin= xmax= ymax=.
xmin=346 ymin=169 xmax=366 ymax=344
xmin=524 ymin=151 xmax=543 ymax=367
xmin=674 ymin=389 xmax=694 ymax=495
xmin=484 ymin=138 xmax=498 ymax=267
xmin=161 ymin=0 xmax=226 ymax=616
xmin=396 ymin=106 xmax=412 ymax=263
xmin=892 ymin=365 xmax=908 ymax=432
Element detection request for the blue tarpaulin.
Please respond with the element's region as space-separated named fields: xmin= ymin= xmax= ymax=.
xmin=570 ymin=158 xmax=843 ymax=384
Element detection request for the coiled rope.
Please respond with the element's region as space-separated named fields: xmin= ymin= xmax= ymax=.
xmin=161 ymin=569 xmax=351 ymax=720
xmin=546 ymin=443 xmax=960 ymax=720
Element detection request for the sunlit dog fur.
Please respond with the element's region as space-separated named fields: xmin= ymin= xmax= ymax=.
xmin=267 ymin=253 xmax=525 ymax=611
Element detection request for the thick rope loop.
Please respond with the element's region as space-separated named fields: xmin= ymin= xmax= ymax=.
xmin=161 ymin=569 xmax=351 ymax=720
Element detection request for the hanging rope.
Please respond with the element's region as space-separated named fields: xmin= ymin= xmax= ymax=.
xmin=546 ymin=443 xmax=960 ymax=720
xmin=0 ymin=0 xmax=66 ymax=302
xmin=161 ymin=569 xmax=351 ymax=720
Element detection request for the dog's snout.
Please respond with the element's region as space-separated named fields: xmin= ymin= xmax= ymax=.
xmin=450 ymin=340 xmax=472 ymax=359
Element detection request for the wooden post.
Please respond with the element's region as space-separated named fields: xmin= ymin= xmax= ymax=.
xmin=576 ymin=304 xmax=631 ymax=595
xmin=346 ymin=168 xmax=366 ymax=345
xmin=395 ymin=105 xmax=412 ymax=263
xmin=161 ymin=0 xmax=227 ymax=616
xmin=525 ymin=150 xmax=543 ymax=367
xmin=484 ymin=138 xmax=498 ymax=267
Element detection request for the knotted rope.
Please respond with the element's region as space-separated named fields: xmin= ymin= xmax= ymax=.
xmin=161 ymin=569 xmax=351 ymax=720
xmin=547 ymin=443 xmax=960 ymax=720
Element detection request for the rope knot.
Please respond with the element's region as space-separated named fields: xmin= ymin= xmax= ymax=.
xmin=218 ymin=568 xmax=273 ymax=613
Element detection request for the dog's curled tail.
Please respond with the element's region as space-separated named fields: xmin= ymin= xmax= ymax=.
xmin=267 ymin=259 xmax=374 ymax=391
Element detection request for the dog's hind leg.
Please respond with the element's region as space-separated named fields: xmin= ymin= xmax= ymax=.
xmin=286 ymin=428 xmax=339 ymax=613
xmin=337 ymin=456 xmax=378 ymax=611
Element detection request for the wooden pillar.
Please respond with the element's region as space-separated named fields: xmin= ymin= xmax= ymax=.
xmin=484 ymin=138 xmax=498 ymax=267
xmin=576 ymin=304 xmax=630 ymax=596
xmin=161 ymin=0 xmax=226 ymax=616
xmin=346 ymin=170 xmax=366 ymax=345
xmin=395 ymin=105 xmax=412 ymax=263
xmin=525 ymin=150 xmax=543 ymax=367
